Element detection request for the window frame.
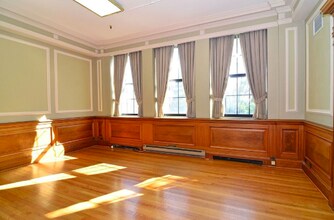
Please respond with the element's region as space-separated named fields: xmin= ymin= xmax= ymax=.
xmin=163 ymin=47 xmax=186 ymax=117
xmin=224 ymin=37 xmax=253 ymax=118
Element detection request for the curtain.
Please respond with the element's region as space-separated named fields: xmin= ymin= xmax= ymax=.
xmin=154 ymin=46 xmax=174 ymax=117
xmin=129 ymin=51 xmax=143 ymax=117
xmin=210 ymin=35 xmax=234 ymax=119
xmin=178 ymin=41 xmax=196 ymax=118
xmin=113 ymin=54 xmax=127 ymax=116
xmin=239 ymin=29 xmax=268 ymax=119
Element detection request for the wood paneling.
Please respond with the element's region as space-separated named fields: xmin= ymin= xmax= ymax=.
xmin=53 ymin=118 xmax=95 ymax=151
xmin=0 ymin=121 xmax=52 ymax=170
xmin=303 ymin=122 xmax=333 ymax=208
xmin=153 ymin=124 xmax=195 ymax=147
xmin=303 ymin=122 xmax=333 ymax=192
xmin=0 ymin=117 xmax=96 ymax=171
xmin=277 ymin=125 xmax=303 ymax=160
xmin=209 ymin=126 xmax=269 ymax=159
xmin=105 ymin=119 xmax=143 ymax=147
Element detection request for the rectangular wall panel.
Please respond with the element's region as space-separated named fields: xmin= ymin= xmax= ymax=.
xmin=54 ymin=50 xmax=92 ymax=113
xmin=0 ymin=35 xmax=50 ymax=116
xmin=153 ymin=124 xmax=195 ymax=146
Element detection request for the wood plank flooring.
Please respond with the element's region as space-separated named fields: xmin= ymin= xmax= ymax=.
xmin=0 ymin=145 xmax=333 ymax=219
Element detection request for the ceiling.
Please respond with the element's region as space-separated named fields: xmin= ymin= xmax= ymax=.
xmin=0 ymin=0 xmax=319 ymax=49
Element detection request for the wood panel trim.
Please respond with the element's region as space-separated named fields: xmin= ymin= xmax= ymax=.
xmin=0 ymin=117 xmax=96 ymax=171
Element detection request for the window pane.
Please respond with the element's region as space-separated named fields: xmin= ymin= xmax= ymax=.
xmin=225 ymin=95 xmax=237 ymax=114
xmin=250 ymin=97 xmax=255 ymax=114
xmin=168 ymin=48 xmax=181 ymax=80
xmin=163 ymin=47 xmax=186 ymax=115
xmin=167 ymin=81 xmax=178 ymax=97
xmin=225 ymin=77 xmax=236 ymax=95
xmin=238 ymin=57 xmax=246 ymax=74
xmin=238 ymin=76 xmax=250 ymax=95
xmin=230 ymin=56 xmax=237 ymax=74
xmin=179 ymin=97 xmax=187 ymax=114
xmin=167 ymin=98 xmax=178 ymax=114
xmin=178 ymin=82 xmax=185 ymax=98
xmin=238 ymin=95 xmax=250 ymax=115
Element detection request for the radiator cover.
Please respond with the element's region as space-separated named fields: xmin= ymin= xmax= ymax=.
xmin=143 ymin=145 xmax=205 ymax=158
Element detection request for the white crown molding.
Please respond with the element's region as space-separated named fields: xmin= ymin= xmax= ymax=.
xmin=0 ymin=7 xmax=98 ymax=49
xmin=1 ymin=0 xmax=296 ymax=55
xmin=54 ymin=50 xmax=93 ymax=113
xmin=0 ymin=20 xmax=98 ymax=57
xmin=285 ymin=27 xmax=298 ymax=112
xmin=0 ymin=34 xmax=51 ymax=116
xmin=104 ymin=21 xmax=279 ymax=57
xmin=103 ymin=10 xmax=279 ymax=49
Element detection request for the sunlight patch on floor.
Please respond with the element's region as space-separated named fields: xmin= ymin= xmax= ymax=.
xmin=0 ymin=173 xmax=75 ymax=190
xmin=135 ymin=175 xmax=189 ymax=191
xmin=72 ymin=163 xmax=126 ymax=175
xmin=45 ymin=189 xmax=143 ymax=218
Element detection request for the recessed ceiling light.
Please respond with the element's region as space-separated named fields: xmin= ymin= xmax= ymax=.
xmin=74 ymin=0 xmax=123 ymax=17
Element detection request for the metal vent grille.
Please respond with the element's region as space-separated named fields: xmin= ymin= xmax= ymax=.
xmin=313 ymin=13 xmax=323 ymax=36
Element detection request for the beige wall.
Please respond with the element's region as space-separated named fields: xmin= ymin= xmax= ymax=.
xmin=0 ymin=35 xmax=49 ymax=114
xmin=305 ymin=6 xmax=333 ymax=127
xmin=0 ymin=29 xmax=97 ymax=123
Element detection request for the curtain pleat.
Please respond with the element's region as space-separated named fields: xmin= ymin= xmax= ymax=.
xmin=178 ymin=41 xmax=196 ymax=118
xmin=113 ymin=54 xmax=127 ymax=116
xmin=210 ymin=35 xmax=234 ymax=118
xmin=239 ymin=29 xmax=268 ymax=119
xmin=129 ymin=51 xmax=143 ymax=117
xmin=154 ymin=46 xmax=174 ymax=117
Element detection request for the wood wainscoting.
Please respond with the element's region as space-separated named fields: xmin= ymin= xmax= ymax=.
xmin=96 ymin=117 xmax=306 ymax=167
xmin=303 ymin=121 xmax=334 ymax=208
xmin=0 ymin=117 xmax=97 ymax=171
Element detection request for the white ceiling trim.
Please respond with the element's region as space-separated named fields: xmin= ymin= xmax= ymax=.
xmin=101 ymin=9 xmax=279 ymax=49
xmin=0 ymin=7 xmax=99 ymax=49
xmin=0 ymin=0 xmax=316 ymax=57
xmin=0 ymin=21 xmax=98 ymax=57
xmin=104 ymin=21 xmax=279 ymax=57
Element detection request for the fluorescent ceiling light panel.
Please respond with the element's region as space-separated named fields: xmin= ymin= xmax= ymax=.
xmin=74 ymin=0 xmax=123 ymax=17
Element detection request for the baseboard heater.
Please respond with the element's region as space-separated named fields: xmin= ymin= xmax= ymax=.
xmin=143 ymin=145 xmax=205 ymax=158
xmin=111 ymin=144 xmax=141 ymax=152
xmin=213 ymin=156 xmax=263 ymax=165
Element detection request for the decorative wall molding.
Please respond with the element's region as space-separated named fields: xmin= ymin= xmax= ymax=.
xmin=306 ymin=3 xmax=333 ymax=116
xmin=54 ymin=50 xmax=93 ymax=113
xmin=97 ymin=59 xmax=103 ymax=112
xmin=0 ymin=34 xmax=51 ymax=116
xmin=0 ymin=20 xmax=98 ymax=57
xmin=285 ymin=27 xmax=298 ymax=112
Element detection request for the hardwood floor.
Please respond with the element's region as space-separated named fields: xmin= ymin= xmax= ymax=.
xmin=0 ymin=145 xmax=333 ymax=219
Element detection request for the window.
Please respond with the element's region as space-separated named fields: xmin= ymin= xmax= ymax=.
xmin=120 ymin=57 xmax=138 ymax=115
xmin=163 ymin=48 xmax=186 ymax=116
xmin=224 ymin=37 xmax=255 ymax=117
